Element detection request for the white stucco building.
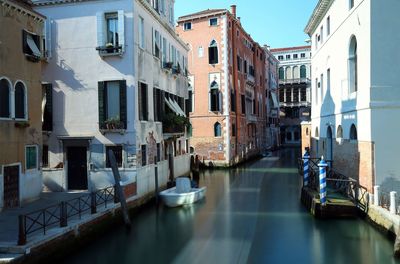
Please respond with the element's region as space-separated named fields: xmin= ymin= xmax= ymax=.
xmin=305 ymin=0 xmax=400 ymax=192
xmin=33 ymin=0 xmax=190 ymax=196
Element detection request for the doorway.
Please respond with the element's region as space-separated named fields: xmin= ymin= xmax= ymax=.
xmin=326 ymin=127 xmax=333 ymax=167
xmin=3 ymin=165 xmax=20 ymax=208
xmin=67 ymin=147 xmax=88 ymax=190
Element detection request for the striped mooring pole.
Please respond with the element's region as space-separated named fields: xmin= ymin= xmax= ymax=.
xmin=303 ymin=150 xmax=310 ymax=187
xmin=318 ymin=156 xmax=328 ymax=206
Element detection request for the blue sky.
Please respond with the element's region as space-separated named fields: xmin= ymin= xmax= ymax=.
xmin=175 ymin=0 xmax=318 ymax=48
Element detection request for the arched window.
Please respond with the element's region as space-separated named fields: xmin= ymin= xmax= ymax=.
xmin=349 ymin=36 xmax=358 ymax=93
xmin=300 ymin=65 xmax=307 ymax=78
xmin=0 ymin=78 xmax=11 ymax=118
xmin=350 ymin=124 xmax=357 ymax=140
xmin=315 ymin=127 xmax=319 ymax=138
xmin=214 ymin=122 xmax=221 ymax=137
xmin=285 ymin=67 xmax=292 ymax=80
xmin=293 ymin=66 xmax=299 ymax=79
xmin=208 ymin=40 xmax=218 ymax=64
xmin=279 ymin=67 xmax=284 ymax=80
xmin=209 ymin=79 xmax=221 ymax=112
xmin=15 ymin=81 xmax=26 ymax=119
xmin=337 ymin=125 xmax=343 ymax=138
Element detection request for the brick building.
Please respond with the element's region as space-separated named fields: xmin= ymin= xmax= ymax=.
xmin=177 ymin=5 xmax=268 ymax=166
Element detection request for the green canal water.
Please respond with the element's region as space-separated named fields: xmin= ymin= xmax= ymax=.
xmin=62 ymin=148 xmax=400 ymax=264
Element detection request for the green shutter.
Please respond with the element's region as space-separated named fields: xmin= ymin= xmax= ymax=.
xmin=98 ymin=81 xmax=105 ymax=128
xmin=119 ymin=80 xmax=127 ymax=129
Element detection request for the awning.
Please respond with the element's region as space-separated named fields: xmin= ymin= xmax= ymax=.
xmin=170 ymin=98 xmax=186 ymax=117
xmin=271 ymin=93 xmax=279 ymax=108
xmin=27 ymin=34 xmax=42 ymax=57
xmin=165 ymin=98 xmax=185 ymax=117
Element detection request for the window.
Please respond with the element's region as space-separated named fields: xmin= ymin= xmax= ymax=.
xmin=320 ymin=73 xmax=324 ymax=101
xmin=293 ymin=66 xmax=299 ymax=79
xmin=162 ymin=37 xmax=167 ymax=65
xmin=169 ymin=5 xmax=174 ymax=25
xmin=184 ymin=22 xmax=192 ymax=31
xmin=0 ymin=78 xmax=11 ymax=118
xmin=139 ymin=82 xmax=148 ymax=121
xmin=156 ymin=143 xmax=161 ymax=162
xmin=208 ymin=40 xmax=218 ymax=64
xmin=327 ymin=69 xmax=331 ymax=91
xmin=315 ymin=127 xmax=319 ymax=137
xmin=14 ymin=82 xmax=26 ymax=119
xmin=198 ymin=46 xmax=204 ymax=57
xmin=153 ymin=29 xmax=160 ymax=58
xmin=209 ymin=18 xmax=218 ymax=26
xmin=286 ymin=54 xmax=290 ymax=60
xmin=300 ymin=87 xmax=307 ymax=101
xmin=337 ymin=125 xmax=343 ymax=138
xmin=315 ymin=34 xmax=318 ymax=49
xmin=97 ymin=11 xmax=124 ymax=54
xmin=214 ymin=122 xmax=221 ymax=137
xmin=139 ymin=16 xmax=145 ymax=49
xmin=300 ymin=65 xmax=307 ymax=78
xmin=106 ymin=13 xmax=119 ymax=47
xmin=293 ymin=54 xmax=298 ymax=59
xmin=279 ymin=67 xmax=284 ymax=80
xmin=327 ymin=16 xmax=331 ymax=36
xmin=278 ymin=55 xmax=283 ymax=60
xmin=232 ymin=123 xmax=236 ymax=137
xmin=141 ymin=145 xmax=147 ymax=166
xmin=26 ymin=145 xmax=38 ymax=170
xmin=320 ymin=26 xmax=323 ymax=43
xmin=349 ymin=0 xmax=354 ymax=9
xmin=350 ymin=124 xmax=357 ymax=140
xmin=315 ymin=78 xmax=319 ymax=105
xmin=22 ymin=30 xmax=41 ymax=61
xmin=237 ymin=56 xmax=242 ymax=71
xmin=209 ymin=79 xmax=221 ymax=112
xmin=42 ymin=145 xmax=49 ymax=168
xmin=349 ymin=36 xmax=358 ymax=93
xmin=106 ymin=145 xmax=123 ymax=168
xmin=151 ymin=0 xmax=159 ymax=12
xmin=231 ymin=89 xmax=236 ymax=112
xmin=241 ymin=94 xmax=245 ymax=114
xmin=42 ymin=83 xmax=53 ymax=131
xmin=285 ymin=67 xmax=292 ymax=80
xmin=301 ymin=53 xmax=306 ymax=58
xmin=98 ymin=80 xmax=127 ymax=129
xmin=153 ymin=88 xmax=163 ymax=122
xmin=244 ymin=60 xmax=247 ymax=74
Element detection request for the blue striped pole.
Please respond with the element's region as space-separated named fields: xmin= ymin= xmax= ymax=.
xmin=318 ymin=156 xmax=328 ymax=206
xmin=303 ymin=151 xmax=310 ymax=187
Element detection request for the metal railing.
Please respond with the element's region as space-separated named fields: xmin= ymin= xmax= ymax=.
xmin=18 ymin=186 xmax=116 ymax=245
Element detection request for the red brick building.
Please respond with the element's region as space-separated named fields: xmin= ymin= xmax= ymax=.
xmin=177 ymin=6 xmax=269 ymax=166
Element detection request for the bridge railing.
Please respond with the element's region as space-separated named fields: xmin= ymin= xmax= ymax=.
xmin=18 ymin=186 xmax=116 ymax=246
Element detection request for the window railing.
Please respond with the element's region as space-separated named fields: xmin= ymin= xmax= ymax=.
xmin=279 ymin=78 xmax=310 ymax=85
xmin=96 ymin=45 xmax=123 ymax=56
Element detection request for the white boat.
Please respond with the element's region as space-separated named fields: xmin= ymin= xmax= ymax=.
xmin=159 ymin=177 xmax=206 ymax=207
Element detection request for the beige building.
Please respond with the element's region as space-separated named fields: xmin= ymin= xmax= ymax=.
xmin=0 ymin=0 xmax=45 ymax=210
xmin=177 ymin=6 xmax=268 ymax=166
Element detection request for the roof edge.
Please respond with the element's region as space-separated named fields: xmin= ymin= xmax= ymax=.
xmin=304 ymin=0 xmax=333 ymax=36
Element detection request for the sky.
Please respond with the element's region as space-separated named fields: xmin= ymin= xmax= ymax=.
xmin=175 ymin=0 xmax=319 ymax=48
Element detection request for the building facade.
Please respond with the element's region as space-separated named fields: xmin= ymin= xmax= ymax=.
xmin=271 ymin=46 xmax=311 ymax=146
xmin=0 ymin=0 xmax=45 ymax=210
xmin=305 ymin=0 xmax=400 ymax=192
xmin=176 ymin=5 xmax=268 ymax=167
xmin=264 ymin=47 xmax=280 ymax=150
xmin=33 ymin=0 xmax=189 ymax=196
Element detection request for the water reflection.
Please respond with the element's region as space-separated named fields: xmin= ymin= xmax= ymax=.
xmin=62 ymin=149 xmax=400 ymax=264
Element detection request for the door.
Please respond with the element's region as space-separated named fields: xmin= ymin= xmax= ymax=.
xmin=67 ymin=147 xmax=88 ymax=190
xmin=4 ymin=165 xmax=19 ymax=208
xmin=326 ymin=127 xmax=333 ymax=167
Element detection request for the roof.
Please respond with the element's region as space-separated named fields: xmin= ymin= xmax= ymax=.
xmin=1 ymin=0 xmax=45 ymax=20
xmin=304 ymin=0 xmax=334 ymax=35
xmin=270 ymin=45 xmax=311 ymax=53
xmin=177 ymin=9 xmax=227 ymax=22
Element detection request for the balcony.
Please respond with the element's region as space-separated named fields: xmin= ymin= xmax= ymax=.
xmin=162 ymin=113 xmax=187 ymax=136
xmin=279 ymin=78 xmax=310 ymax=85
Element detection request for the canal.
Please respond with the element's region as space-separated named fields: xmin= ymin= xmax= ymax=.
xmin=61 ymin=148 xmax=399 ymax=264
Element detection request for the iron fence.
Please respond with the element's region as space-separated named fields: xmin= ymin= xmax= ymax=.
xmin=18 ymin=186 xmax=116 ymax=245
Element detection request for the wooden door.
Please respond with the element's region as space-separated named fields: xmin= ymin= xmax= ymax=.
xmin=4 ymin=165 xmax=19 ymax=208
xmin=67 ymin=147 xmax=88 ymax=190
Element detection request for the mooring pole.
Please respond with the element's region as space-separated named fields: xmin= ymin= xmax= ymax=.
xmin=318 ymin=156 xmax=328 ymax=206
xmin=108 ymin=150 xmax=131 ymax=227
xmin=303 ymin=150 xmax=310 ymax=187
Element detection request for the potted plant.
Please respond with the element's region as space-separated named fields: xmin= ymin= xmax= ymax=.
xmin=104 ymin=116 xmax=124 ymax=130
xmin=162 ymin=112 xmax=189 ymax=133
xmin=106 ymin=43 xmax=114 ymax=53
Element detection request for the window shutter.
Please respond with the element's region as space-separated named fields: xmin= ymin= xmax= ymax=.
xmin=96 ymin=12 xmax=105 ymax=47
xmin=144 ymin=84 xmax=148 ymax=120
xmin=119 ymin=80 xmax=127 ymax=129
xmin=118 ymin=10 xmax=125 ymax=52
xmin=44 ymin=19 xmax=52 ymax=59
xmin=43 ymin=83 xmax=53 ymax=131
xmin=138 ymin=82 xmax=143 ymax=120
xmin=98 ymin=81 xmax=105 ymax=128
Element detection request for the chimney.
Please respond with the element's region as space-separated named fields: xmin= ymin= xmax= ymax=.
xmin=230 ymin=5 xmax=237 ymax=18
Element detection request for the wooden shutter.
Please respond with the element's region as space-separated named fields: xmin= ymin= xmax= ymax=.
xmin=98 ymin=81 xmax=105 ymax=128
xmin=119 ymin=80 xmax=127 ymax=129
xmin=96 ymin=12 xmax=105 ymax=47
xmin=143 ymin=83 xmax=148 ymax=120
xmin=118 ymin=10 xmax=125 ymax=52
xmin=42 ymin=83 xmax=53 ymax=131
